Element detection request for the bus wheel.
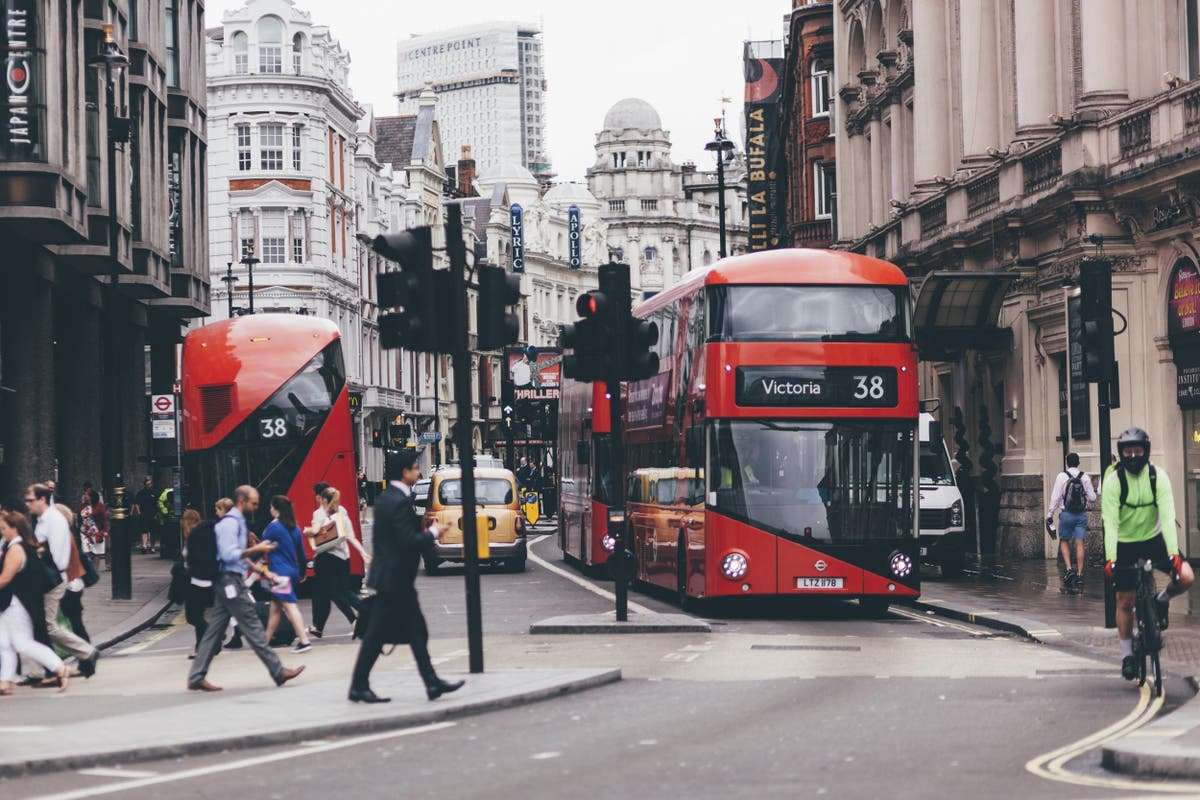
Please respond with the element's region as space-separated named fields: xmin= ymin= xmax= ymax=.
xmin=676 ymin=534 xmax=691 ymax=610
xmin=860 ymin=598 xmax=890 ymax=618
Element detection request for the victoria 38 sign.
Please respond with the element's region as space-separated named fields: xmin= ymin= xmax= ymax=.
xmin=510 ymin=203 xmax=524 ymax=273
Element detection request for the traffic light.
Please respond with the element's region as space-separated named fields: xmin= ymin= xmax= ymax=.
xmin=477 ymin=265 xmax=521 ymax=351
xmin=625 ymin=315 xmax=659 ymax=381
xmin=389 ymin=423 xmax=412 ymax=447
xmin=371 ymin=429 xmax=383 ymax=448
xmin=561 ymin=289 xmax=612 ymax=381
xmin=374 ymin=227 xmax=452 ymax=352
xmin=1078 ymin=259 xmax=1114 ymax=382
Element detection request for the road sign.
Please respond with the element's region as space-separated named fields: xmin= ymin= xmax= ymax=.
xmin=419 ymin=431 xmax=443 ymax=444
xmin=151 ymin=394 xmax=176 ymax=440
xmin=152 ymin=394 xmax=175 ymax=414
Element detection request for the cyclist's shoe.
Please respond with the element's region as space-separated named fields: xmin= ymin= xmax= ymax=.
xmin=1122 ymin=656 xmax=1137 ymax=680
xmin=1073 ymin=574 xmax=1084 ymax=591
xmin=1061 ymin=568 xmax=1077 ymax=587
xmin=1157 ymin=596 xmax=1170 ymax=630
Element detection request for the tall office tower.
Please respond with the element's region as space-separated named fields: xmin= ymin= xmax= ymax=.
xmin=397 ymin=22 xmax=552 ymax=183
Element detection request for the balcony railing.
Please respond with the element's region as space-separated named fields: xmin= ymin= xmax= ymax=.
xmin=1185 ymin=88 xmax=1200 ymax=131
xmin=1118 ymin=110 xmax=1151 ymax=157
xmin=1022 ymin=144 xmax=1062 ymax=194
xmin=793 ymin=218 xmax=832 ymax=247
xmin=920 ymin=199 xmax=946 ymax=238
xmin=966 ymin=172 xmax=999 ymax=218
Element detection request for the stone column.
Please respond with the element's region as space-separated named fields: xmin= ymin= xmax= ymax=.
xmin=1013 ymin=0 xmax=1058 ymax=130
xmin=890 ymin=97 xmax=906 ymax=202
xmin=959 ymin=0 xmax=1000 ymax=158
xmin=55 ymin=288 xmax=103 ymax=499
xmin=1079 ymin=0 xmax=1128 ymax=106
xmin=869 ymin=116 xmax=884 ymax=224
xmin=913 ymin=0 xmax=951 ymax=182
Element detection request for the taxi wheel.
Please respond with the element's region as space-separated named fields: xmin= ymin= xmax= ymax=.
xmin=508 ymin=556 xmax=527 ymax=573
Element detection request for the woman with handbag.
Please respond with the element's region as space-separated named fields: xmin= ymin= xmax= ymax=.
xmin=306 ymin=485 xmax=371 ymax=639
xmin=57 ymin=504 xmax=91 ymax=644
xmin=262 ymin=496 xmax=312 ymax=653
xmin=0 ymin=512 xmax=70 ymax=695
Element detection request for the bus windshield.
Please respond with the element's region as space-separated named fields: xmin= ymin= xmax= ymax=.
xmin=708 ymin=285 xmax=910 ymax=342
xmin=708 ymin=419 xmax=914 ymax=541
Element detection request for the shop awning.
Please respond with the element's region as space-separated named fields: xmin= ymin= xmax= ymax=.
xmin=913 ymin=271 xmax=1015 ymax=361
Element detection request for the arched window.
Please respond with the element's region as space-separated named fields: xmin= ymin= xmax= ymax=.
xmin=257 ymin=15 xmax=283 ymax=74
xmin=231 ymin=31 xmax=248 ymax=74
xmin=810 ymin=58 xmax=831 ymax=117
xmin=292 ymin=32 xmax=304 ymax=74
xmin=643 ymin=246 xmax=657 ymax=262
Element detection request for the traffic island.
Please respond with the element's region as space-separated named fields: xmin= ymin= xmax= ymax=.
xmin=0 ymin=667 xmax=620 ymax=778
xmin=1101 ymin=676 xmax=1200 ymax=779
xmin=530 ymin=611 xmax=711 ymax=634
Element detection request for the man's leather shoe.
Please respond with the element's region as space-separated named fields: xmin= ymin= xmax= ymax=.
xmin=426 ymin=679 xmax=465 ymax=701
xmin=274 ymin=665 xmax=305 ymax=687
xmin=348 ymin=687 xmax=391 ymax=703
xmin=188 ymin=679 xmax=223 ymax=692
xmin=78 ymin=651 xmax=99 ymax=678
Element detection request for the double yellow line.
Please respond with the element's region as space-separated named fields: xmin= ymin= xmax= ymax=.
xmin=1025 ymin=683 xmax=1200 ymax=793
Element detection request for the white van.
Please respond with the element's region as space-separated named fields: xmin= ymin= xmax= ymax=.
xmin=918 ymin=412 xmax=967 ymax=577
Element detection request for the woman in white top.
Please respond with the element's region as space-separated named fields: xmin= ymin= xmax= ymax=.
xmin=305 ymin=485 xmax=370 ymax=638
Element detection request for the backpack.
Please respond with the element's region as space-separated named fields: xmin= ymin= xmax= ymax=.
xmin=1115 ymin=462 xmax=1158 ymax=509
xmin=1063 ymin=471 xmax=1088 ymax=514
xmin=185 ymin=518 xmax=220 ymax=581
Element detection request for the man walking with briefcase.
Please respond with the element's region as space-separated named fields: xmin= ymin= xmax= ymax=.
xmin=349 ymin=449 xmax=464 ymax=704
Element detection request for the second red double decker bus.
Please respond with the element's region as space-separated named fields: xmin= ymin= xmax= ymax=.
xmin=180 ymin=314 xmax=364 ymax=575
xmin=559 ymin=249 xmax=920 ymax=612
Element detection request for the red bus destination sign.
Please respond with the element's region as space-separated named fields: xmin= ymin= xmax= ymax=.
xmin=736 ymin=366 xmax=898 ymax=408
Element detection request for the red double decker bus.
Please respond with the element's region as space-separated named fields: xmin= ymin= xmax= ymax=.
xmin=559 ymin=249 xmax=919 ymax=612
xmin=180 ymin=315 xmax=363 ymax=574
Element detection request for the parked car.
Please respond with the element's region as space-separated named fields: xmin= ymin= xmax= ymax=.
xmin=422 ymin=467 xmax=527 ymax=574
xmin=918 ymin=411 xmax=967 ymax=577
xmin=413 ymin=477 xmax=431 ymax=517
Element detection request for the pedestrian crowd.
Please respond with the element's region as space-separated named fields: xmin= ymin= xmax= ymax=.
xmin=0 ymin=450 xmax=464 ymax=704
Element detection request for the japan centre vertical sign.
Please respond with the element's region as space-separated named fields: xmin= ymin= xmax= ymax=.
xmin=568 ymin=205 xmax=581 ymax=269
xmin=510 ymin=203 xmax=525 ymax=273
xmin=1 ymin=0 xmax=44 ymax=162
xmin=743 ymin=40 xmax=786 ymax=251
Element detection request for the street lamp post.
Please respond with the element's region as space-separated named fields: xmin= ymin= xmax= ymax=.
xmin=221 ymin=262 xmax=239 ymax=318
xmin=87 ymin=23 xmax=132 ymax=599
xmin=705 ymin=117 xmax=735 ymax=259
xmin=241 ymin=244 xmax=260 ymax=314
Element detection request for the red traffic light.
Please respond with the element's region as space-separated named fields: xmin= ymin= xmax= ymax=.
xmin=577 ymin=291 xmax=608 ymax=317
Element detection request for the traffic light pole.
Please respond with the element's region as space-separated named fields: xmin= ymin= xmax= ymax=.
xmin=447 ymin=204 xmax=485 ymax=673
xmin=606 ymin=378 xmax=630 ymax=621
xmin=1098 ymin=378 xmax=1112 ymax=469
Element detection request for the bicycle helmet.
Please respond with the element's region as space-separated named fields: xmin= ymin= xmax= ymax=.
xmin=1116 ymin=426 xmax=1151 ymax=473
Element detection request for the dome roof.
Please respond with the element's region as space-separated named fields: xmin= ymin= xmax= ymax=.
xmin=603 ymin=98 xmax=662 ymax=133
xmin=544 ymin=182 xmax=596 ymax=203
xmin=482 ymin=161 xmax=537 ymax=184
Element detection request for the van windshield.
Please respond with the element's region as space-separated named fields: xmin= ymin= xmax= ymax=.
xmin=920 ymin=441 xmax=955 ymax=486
xmin=438 ymin=478 xmax=514 ymax=506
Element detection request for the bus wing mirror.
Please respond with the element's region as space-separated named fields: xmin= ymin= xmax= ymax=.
xmin=576 ymin=440 xmax=590 ymax=465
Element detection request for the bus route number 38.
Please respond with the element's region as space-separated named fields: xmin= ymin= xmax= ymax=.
xmin=259 ymin=416 xmax=289 ymax=439
xmin=853 ymin=374 xmax=887 ymax=400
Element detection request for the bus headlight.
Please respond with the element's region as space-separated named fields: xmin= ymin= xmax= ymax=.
xmin=721 ymin=551 xmax=748 ymax=580
xmin=949 ymin=499 xmax=963 ymax=528
xmin=890 ymin=550 xmax=913 ymax=578
xmin=601 ymin=534 xmax=616 ymax=552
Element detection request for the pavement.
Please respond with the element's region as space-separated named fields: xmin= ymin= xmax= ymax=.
xmin=915 ymin=556 xmax=1200 ymax=779
xmin=75 ymin=551 xmax=175 ymax=651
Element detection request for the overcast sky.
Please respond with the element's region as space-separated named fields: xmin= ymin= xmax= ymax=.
xmin=206 ymin=0 xmax=791 ymax=182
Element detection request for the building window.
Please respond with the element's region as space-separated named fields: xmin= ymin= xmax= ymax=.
xmin=293 ymin=236 xmax=305 ymax=263
xmin=236 ymin=124 xmax=251 ymax=171
xmin=292 ymin=33 xmax=304 ymax=74
xmin=165 ymin=0 xmax=180 ymax=87
xmin=810 ymin=58 xmax=831 ymax=117
xmin=240 ymin=238 xmax=254 ymax=259
xmin=257 ymin=15 xmax=283 ymax=74
xmin=260 ymin=124 xmax=284 ymax=170
xmin=261 ymin=237 xmax=286 ymax=263
xmin=232 ymin=31 xmax=248 ymax=74
xmin=609 ymin=200 xmax=625 ymax=213
xmin=814 ymin=161 xmax=835 ymax=219
xmin=644 ymin=246 xmax=658 ymax=261
xmin=1187 ymin=0 xmax=1200 ymax=80
xmin=292 ymin=124 xmax=302 ymax=170
xmin=260 ymin=210 xmax=286 ymax=263
xmin=613 ymin=246 xmax=625 ymax=261
xmin=641 ymin=199 xmax=658 ymax=212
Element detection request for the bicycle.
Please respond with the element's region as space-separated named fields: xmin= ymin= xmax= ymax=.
xmin=1118 ymin=558 xmax=1165 ymax=697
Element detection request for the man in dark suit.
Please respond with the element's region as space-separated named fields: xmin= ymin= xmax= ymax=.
xmin=349 ymin=449 xmax=465 ymax=704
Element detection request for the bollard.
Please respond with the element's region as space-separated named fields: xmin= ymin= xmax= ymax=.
xmin=477 ymin=512 xmax=490 ymax=559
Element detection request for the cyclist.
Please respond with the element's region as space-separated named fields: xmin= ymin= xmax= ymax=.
xmin=1103 ymin=427 xmax=1194 ymax=680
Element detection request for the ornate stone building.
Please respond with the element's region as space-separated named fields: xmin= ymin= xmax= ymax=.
xmin=833 ymin=0 xmax=1200 ymax=564
xmin=587 ymin=98 xmax=750 ymax=301
xmin=0 ymin=0 xmax=209 ymax=502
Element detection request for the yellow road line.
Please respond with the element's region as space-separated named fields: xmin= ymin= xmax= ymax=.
xmin=114 ymin=611 xmax=185 ymax=655
xmin=891 ymin=606 xmax=990 ymax=637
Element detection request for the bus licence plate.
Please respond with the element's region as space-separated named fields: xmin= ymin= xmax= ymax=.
xmin=795 ymin=577 xmax=844 ymax=590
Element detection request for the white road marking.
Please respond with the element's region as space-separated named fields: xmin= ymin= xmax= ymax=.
xmin=530 ymin=751 xmax=562 ymax=760
xmin=76 ymin=768 xmax=158 ymax=779
xmin=526 ymin=535 xmax=652 ymax=614
xmin=25 ymin=722 xmax=457 ymax=800
xmin=0 ymin=726 xmax=50 ymax=733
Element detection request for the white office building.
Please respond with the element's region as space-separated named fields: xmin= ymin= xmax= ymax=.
xmin=396 ymin=22 xmax=551 ymax=182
